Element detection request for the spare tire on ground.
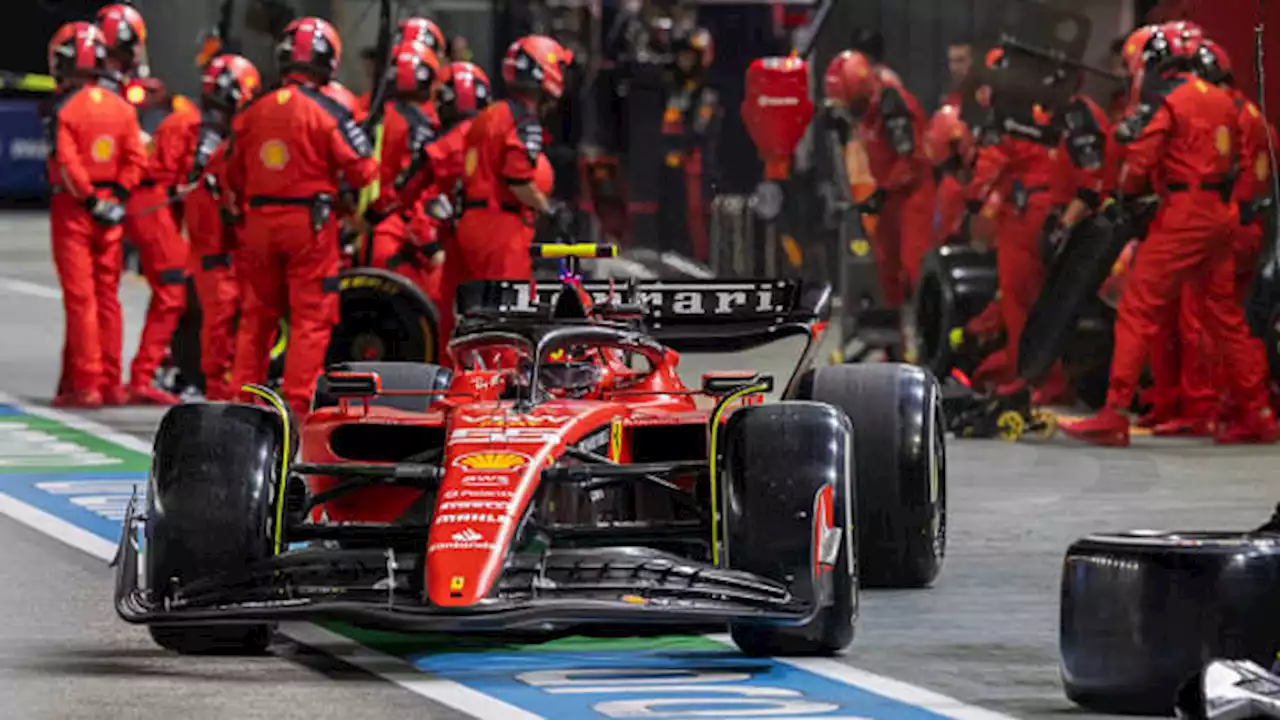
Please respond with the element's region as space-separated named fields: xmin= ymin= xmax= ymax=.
xmin=1060 ymin=531 xmax=1280 ymax=715
xmin=913 ymin=245 xmax=997 ymax=378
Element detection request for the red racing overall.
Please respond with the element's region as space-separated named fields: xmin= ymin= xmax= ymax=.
xmin=963 ymin=115 xmax=1057 ymax=390
xmin=185 ymin=137 xmax=240 ymax=400
xmin=1063 ymin=74 xmax=1275 ymax=446
xmin=123 ymin=104 xmax=199 ymax=399
xmin=47 ymin=84 xmax=146 ymax=404
xmin=225 ymin=82 xmax=378 ymax=415
xmin=443 ymin=99 xmax=547 ymax=349
xmin=858 ymin=80 xmax=936 ymax=305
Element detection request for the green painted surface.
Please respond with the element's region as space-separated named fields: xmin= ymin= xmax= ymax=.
xmin=0 ymin=413 xmax=149 ymax=474
xmin=328 ymin=622 xmax=725 ymax=657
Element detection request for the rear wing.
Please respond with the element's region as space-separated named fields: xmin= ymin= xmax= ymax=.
xmin=455 ymin=279 xmax=832 ymax=352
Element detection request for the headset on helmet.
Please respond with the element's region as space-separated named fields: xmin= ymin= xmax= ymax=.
xmin=502 ymin=35 xmax=574 ymax=100
xmin=48 ymin=22 xmax=108 ymax=83
xmin=1121 ymin=25 xmax=1160 ymax=77
xmin=95 ymin=3 xmax=147 ymax=74
xmin=391 ymin=41 xmax=442 ymax=98
xmin=1192 ymin=39 xmax=1234 ymax=85
xmin=396 ymin=18 xmax=446 ymax=55
xmin=201 ymin=54 xmax=262 ymax=112
xmin=277 ymin=17 xmax=342 ymax=82
xmin=438 ymin=61 xmax=492 ymax=126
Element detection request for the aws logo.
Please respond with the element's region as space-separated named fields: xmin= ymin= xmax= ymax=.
xmin=453 ymin=451 xmax=531 ymax=472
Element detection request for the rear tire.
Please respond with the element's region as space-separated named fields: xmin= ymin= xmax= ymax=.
xmin=326 ymin=267 xmax=441 ymax=366
xmin=913 ymin=246 xmax=998 ymax=377
xmin=146 ymin=403 xmax=285 ymax=655
xmin=795 ymin=363 xmax=946 ymax=588
xmin=724 ymin=402 xmax=858 ymax=656
xmin=1060 ymin=531 xmax=1280 ymax=715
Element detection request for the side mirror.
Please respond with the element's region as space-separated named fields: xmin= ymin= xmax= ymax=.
xmin=701 ymin=371 xmax=773 ymax=396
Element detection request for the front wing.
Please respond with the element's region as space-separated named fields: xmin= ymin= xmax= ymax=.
xmin=114 ymin=502 xmax=818 ymax=632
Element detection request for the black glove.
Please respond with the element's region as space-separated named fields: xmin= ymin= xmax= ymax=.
xmin=219 ymin=206 xmax=242 ymax=228
xmin=856 ymin=188 xmax=885 ymax=216
xmin=1039 ymin=212 xmax=1064 ymax=262
xmin=84 ymin=197 xmax=125 ymax=227
xmin=540 ymin=201 xmax=576 ymax=240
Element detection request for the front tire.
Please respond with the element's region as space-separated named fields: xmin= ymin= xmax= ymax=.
xmin=795 ymin=363 xmax=946 ymax=588
xmin=723 ymin=402 xmax=858 ymax=656
xmin=146 ymin=403 xmax=285 ymax=655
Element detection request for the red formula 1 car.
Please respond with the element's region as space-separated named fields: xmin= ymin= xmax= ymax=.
xmin=116 ymin=249 xmax=946 ymax=657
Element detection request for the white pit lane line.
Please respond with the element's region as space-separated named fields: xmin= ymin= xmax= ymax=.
xmin=0 ymin=390 xmax=537 ymax=720
xmin=0 ymin=278 xmax=1023 ymax=720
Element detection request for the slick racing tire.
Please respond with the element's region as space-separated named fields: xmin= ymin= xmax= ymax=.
xmin=723 ymin=402 xmax=858 ymax=656
xmin=795 ymin=364 xmax=945 ymax=588
xmin=1060 ymin=532 xmax=1280 ymax=715
xmin=325 ymin=267 xmax=441 ymax=367
xmin=146 ymin=403 xmax=288 ymax=655
xmin=914 ymin=246 xmax=998 ymax=378
xmin=1018 ymin=212 xmax=1127 ymax=383
xmin=312 ymin=361 xmax=453 ymax=414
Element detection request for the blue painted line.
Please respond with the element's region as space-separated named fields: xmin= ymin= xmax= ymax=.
xmin=413 ymin=651 xmax=950 ymax=719
xmin=0 ymin=471 xmax=145 ymax=482
xmin=0 ymin=403 xmax=1009 ymax=720
xmin=0 ymin=473 xmax=139 ymax=542
xmin=0 ymin=404 xmax=25 ymax=416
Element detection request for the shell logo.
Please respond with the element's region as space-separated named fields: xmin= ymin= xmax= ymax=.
xmin=1257 ymin=154 xmax=1270 ymax=182
xmin=464 ymin=148 xmax=478 ymax=177
xmin=453 ymin=451 xmax=531 ymax=471
xmin=276 ymin=88 xmax=292 ymax=104
xmin=89 ymin=88 xmax=104 ymax=104
xmin=1214 ymin=126 xmax=1231 ymax=157
xmin=850 ymin=239 xmax=870 ymax=258
xmin=90 ymin=136 xmax=115 ymax=163
xmin=260 ymin=139 xmax=289 ymax=170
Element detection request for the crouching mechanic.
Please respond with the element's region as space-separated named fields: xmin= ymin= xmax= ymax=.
xmin=225 ymin=17 xmax=379 ymax=416
xmin=183 ymin=54 xmax=261 ymax=401
xmin=823 ymin=50 xmax=936 ymax=307
xmin=442 ymin=35 xmax=574 ymax=354
xmin=45 ymin=22 xmax=147 ymax=407
xmin=1059 ymin=27 xmax=1276 ymax=447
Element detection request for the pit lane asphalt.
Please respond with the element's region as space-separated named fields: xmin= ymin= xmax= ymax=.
xmin=2 ymin=210 xmax=1278 ymax=719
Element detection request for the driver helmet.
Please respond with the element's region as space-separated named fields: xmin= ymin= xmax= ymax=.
xmin=539 ymin=347 xmax=603 ymax=399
